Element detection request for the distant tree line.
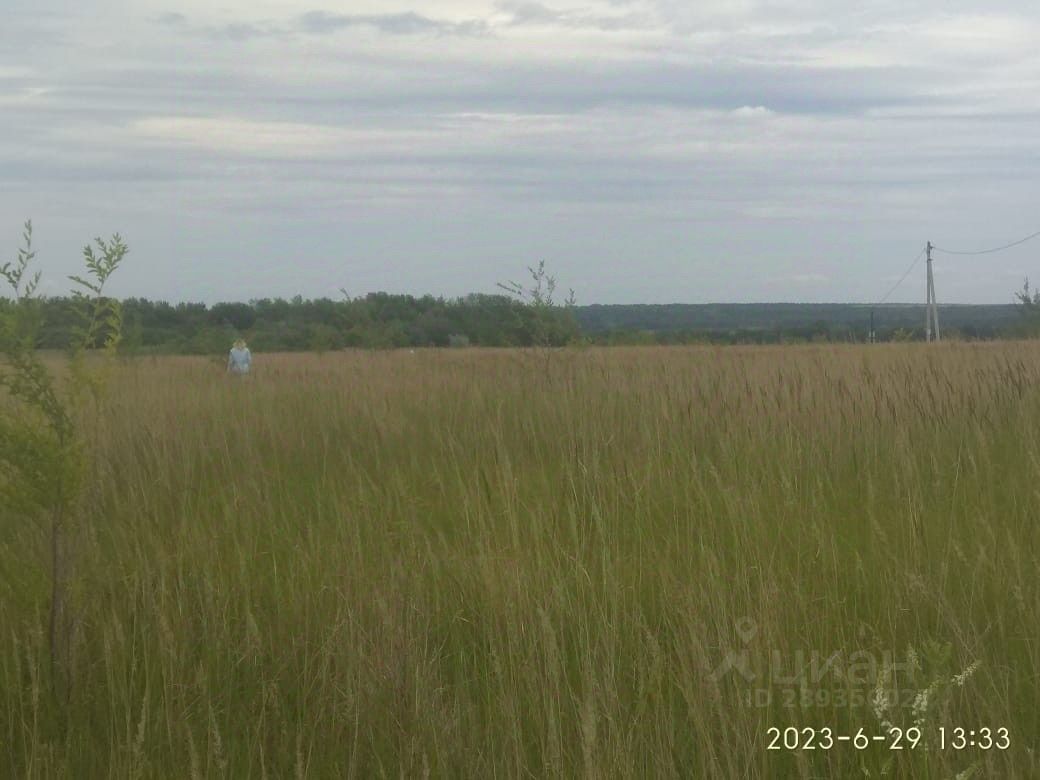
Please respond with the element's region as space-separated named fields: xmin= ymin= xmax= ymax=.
xmin=0 ymin=294 xmax=1034 ymax=355
xmin=0 ymin=293 xmax=580 ymax=354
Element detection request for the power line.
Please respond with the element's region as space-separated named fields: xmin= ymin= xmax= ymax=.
xmin=868 ymin=225 xmax=1040 ymax=344
xmin=932 ymin=228 xmax=1040 ymax=256
xmin=876 ymin=245 xmax=927 ymax=305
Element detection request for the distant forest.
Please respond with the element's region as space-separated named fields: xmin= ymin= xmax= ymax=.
xmin=4 ymin=294 xmax=1033 ymax=354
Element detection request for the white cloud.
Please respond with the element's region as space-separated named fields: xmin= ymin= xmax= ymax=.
xmin=731 ymin=105 xmax=773 ymax=118
xmin=130 ymin=116 xmax=388 ymax=157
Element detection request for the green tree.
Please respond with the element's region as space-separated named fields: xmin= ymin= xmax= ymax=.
xmin=0 ymin=221 xmax=126 ymax=703
xmin=497 ymin=260 xmax=579 ymax=355
xmin=210 ymin=301 xmax=256 ymax=331
xmin=1013 ymin=278 xmax=1040 ymax=336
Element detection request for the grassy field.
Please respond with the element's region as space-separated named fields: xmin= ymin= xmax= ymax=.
xmin=1 ymin=343 xmax=1038 ymax=777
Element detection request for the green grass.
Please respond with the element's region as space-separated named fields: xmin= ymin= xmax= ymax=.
xmin=1 ymin=343 xmax=1038 ymax=777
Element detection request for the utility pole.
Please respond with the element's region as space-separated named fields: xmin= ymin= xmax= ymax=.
xmin=869 ymin=308 xmax=875 ymax=343
xmin=925 ymin=241 xmax=940 ymax=342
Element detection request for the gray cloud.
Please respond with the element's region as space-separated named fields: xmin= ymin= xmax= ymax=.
xmin=210 ymin=22 xmax=282 ymax=41
xmin=155 ymin=12 xmax=186 ymax=27
xmin=270 ymin=59 xmax=943 ymax=117
xmin=149 ymin=9 xmax=489 ymax=42
xmin=5 ymin=1 xmax=1040 ymax=304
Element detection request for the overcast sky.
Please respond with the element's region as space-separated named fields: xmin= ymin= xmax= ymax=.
xmin=3 ymin=0 xmax=1040 ymax=304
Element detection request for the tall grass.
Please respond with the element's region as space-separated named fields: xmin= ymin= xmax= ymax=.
xmin=1 ymin=343 xmax=1038 ymax=777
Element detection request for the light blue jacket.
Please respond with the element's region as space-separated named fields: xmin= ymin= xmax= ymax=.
xmin=228 ymin=347 xmax=252 ymax=374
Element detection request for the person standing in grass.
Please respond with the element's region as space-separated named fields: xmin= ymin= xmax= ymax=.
xmin=227 ymin=338 xmax=252 ymax=375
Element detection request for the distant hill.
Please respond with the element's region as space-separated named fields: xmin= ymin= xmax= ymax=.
xmin=574 ymin=303 xmax=1021 ymax=338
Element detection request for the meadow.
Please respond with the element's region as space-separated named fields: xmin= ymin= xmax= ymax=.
xmin=1 ymin=343 xmax=1038 ymax=778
